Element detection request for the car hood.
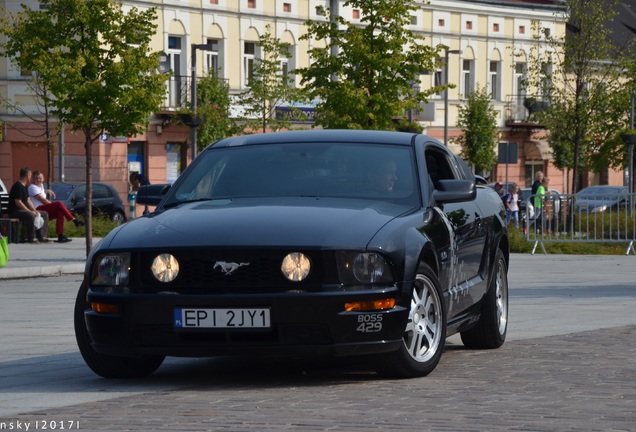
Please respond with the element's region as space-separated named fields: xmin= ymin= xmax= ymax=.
xmin=103 ymin=197 xmax=415 ymax=250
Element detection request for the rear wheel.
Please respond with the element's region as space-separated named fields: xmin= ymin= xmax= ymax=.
xmin=375 ymin=263 xmax=446 ymax=378
xmin=461 ymin=248 xmax=508 ymax=348
xmin=74 ymin=281 xmax=164 ymax=378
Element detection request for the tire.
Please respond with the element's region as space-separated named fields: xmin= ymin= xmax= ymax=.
xmin=111 ymin=211 xmax=126 ymax=224
xmin=460 ymin=248 xmax=508 ymax=349
xmin=375 ymin=263 xmax=446 ymax=378
xmin=74 ymin=281 xmax=165 ymax=378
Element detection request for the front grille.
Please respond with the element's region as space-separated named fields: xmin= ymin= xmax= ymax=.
xmin=137 ymin=249 xmax=334 ymax=294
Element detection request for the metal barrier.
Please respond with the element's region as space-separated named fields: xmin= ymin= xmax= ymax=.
xmin=523 ymin=192 xmax=636 ymax=255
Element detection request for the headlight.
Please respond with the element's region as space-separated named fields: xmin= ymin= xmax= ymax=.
xmin=92 ymin=253 xmax=130 ymax=286
xmin=281 ymin=252 xmax=311 ymax=281
xmin=151 ymin=253 xmax=180 ymax=282
xmin=337 ymin=252 xmax=394 ymax=284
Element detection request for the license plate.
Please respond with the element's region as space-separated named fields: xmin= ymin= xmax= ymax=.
xmin=174 ymin=308 xmax=271 ymax=329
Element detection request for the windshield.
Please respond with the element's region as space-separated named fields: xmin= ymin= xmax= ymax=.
xmin=50 ymin=183 xmax=75 ymax=201
xmin=164 ymin=142 xmax=419 ymax=207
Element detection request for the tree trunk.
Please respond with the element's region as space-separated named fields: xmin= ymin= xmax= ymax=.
xmin=84 ymin=129 xmax=93 ymax=256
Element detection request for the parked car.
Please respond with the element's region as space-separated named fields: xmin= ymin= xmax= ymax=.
xmin=50 ymin=182 xmax=127 ymax=223
xmin=574 ymin=185 xmax=629 ymax=213
xmin=74 ymin=130 xmax=509 ymax=379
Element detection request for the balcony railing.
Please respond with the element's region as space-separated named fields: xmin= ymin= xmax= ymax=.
xmin=161 ymin=75 xmax=230 ymax=111
xmin=505 ymin=94 xmax=549 ymax=125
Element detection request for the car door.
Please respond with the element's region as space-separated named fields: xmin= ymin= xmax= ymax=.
xmin=424 ymin=147 xmax=487 ymax=318
xmin=92 ymin=184 xmax=114 ymax=218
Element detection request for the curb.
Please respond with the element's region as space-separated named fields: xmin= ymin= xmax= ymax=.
xmin=0 ymin=263 xmax=84 ymax=280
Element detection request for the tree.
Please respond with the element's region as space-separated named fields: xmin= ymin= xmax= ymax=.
xmin=0 ymin=75 xmax=59 ymax=188
xmin=296 ymin=0 xmax=440 ymax=130
xmin=0 ymin=0 xmax=168 ymax=253
xmin=454 ymin=87 xmax=498 ymax=173
xmin=525 ymin=0 xmax=633 ymax=192
xmin=179 ymin=72 xmax=240 ymax=151
xmin=236 ymin=24 xmax=308 ymax=133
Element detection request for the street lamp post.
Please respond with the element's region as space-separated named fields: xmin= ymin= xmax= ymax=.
xmin=443 ymin=49 xmax=462 ymax=146
xmin=190 ymin=42 xmax=215 ymax=160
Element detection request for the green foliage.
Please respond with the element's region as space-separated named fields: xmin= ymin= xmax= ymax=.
xmin=508 ymin=226 xmax=628 ymax=255
xmin=296 ymin=0 xmax=440 ymax=130
xmin=193 ymin=73 xmax=240 ymax=150
xmin=525 ymin=0 xmax=632 ymax=191
xmin=46 ymin=214 xmax=120 ymax=239
xmin=0 ymin=0 xmax=169 ymax=249
xmin=235 ymin=24 xmax=309 ymax=133
xmin=454 ymin=87 xmax=498 ymax=172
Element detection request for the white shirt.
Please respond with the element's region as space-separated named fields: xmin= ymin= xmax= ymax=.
xmin=28 ymin=183 xmax=46 ymax=208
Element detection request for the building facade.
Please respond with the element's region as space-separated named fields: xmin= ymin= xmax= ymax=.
xmin=0 ymin=0 xmax=625 ymax=213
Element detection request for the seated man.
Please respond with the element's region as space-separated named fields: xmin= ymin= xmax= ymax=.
xmin=28 ymin=170 xmax=84 ymax=243
xmin=8 ymin=167 xmax=50 ymax=243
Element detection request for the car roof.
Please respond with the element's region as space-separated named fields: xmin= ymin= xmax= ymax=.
xmin=207 ymin=129 xmax=434 ymax=149
xmin=576 ymin=185 xmax=627 ymax=194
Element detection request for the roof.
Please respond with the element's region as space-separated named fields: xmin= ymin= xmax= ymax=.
xmin=209 ymin=129 xmax=434 ymax=148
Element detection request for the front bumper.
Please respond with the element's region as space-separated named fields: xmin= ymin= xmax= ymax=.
xmin=85 ymin=288 xmax=409 ymax=359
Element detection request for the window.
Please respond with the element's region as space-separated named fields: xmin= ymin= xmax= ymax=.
xmin=168 ymin=35 xmax=184 ymax=107
xmin=209 ymin=0 xmax=218 ymax=4
xmin=438 ymin=19 xmax=445 ymax=27
xmin=493 ymin=23 xmax=499 ymax=32
xmin=489 ymin=61 xmax=501 ymax=101
xmin=316 ymin=6 xmax=325 ymax=16
xmin=283 ymin=2 xmax=291 ymax=12
xmin=353 ymin=9 xmax=360 ymax=19
xmin=466 ymin=21 xmax=473 ymax=30
xmin=434 ymin=57 xmax=443 ymax=98
xmin=280 ymin=47 xmax=290 ymax=80
xmin=462 ymin=59 xmax=474 ymax=97
xmin=247 ymin=0 xmax=256 ymax=8
xmin=519 ymin=25 xmax=525 ymax=34
xmin=244 ymin=42 xmax=256 ymax=86
xmin=205 ymin=38 xmax=220 ymax=76
xmin=514 ymin=62 xmax=527 ymax=120
xmin=410 ymin=15 xmax=417 ymax=25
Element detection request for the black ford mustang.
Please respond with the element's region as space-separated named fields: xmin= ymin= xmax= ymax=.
xmin=75 ymin=130 xmax=509 ymax=378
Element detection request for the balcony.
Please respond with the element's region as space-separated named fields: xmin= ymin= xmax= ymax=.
xmin=505 ymin=94 xmax=549 ymax=130
xmin=160 ymin=75 xmax=230 ymax=111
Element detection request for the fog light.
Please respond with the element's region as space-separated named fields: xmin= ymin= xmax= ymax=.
xmin=281 ymin=252 xmax=311 ymax=281
xmin=344 ymin=298 xmax=396 ymax=311
xmin=151 ymin=254 xmax=180 ymax=282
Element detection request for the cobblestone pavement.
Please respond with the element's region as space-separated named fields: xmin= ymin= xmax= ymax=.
xmin=4 ymin=326 xmax=635 ymax=432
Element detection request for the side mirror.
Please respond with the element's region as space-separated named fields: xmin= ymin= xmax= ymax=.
xmin=433 ymin=179 xmax=476 ymax=204
xmin=136 ymin=184 xmax=171 ymax=206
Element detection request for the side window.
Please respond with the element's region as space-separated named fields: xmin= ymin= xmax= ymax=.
xmin=75 ymin=185 xmax=87 ymax=200
xmin=425 ymin=148 xmax=457 ymax=188
xmin=93 ymin=184 xmax=109 ymax=199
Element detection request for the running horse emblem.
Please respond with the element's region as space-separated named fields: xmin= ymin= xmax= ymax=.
xmin=214 ymin=261 xmax=250 ymax=275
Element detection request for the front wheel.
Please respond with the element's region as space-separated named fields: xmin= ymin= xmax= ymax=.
xmin=460 ymin=248 xmax=508 ymax=349
xmin=74 ymin=281 xmax=165 ymax=378
xmin=375 ymin=263 xmax=446 ymax=378
xmin=111 ymin=211 xmax=126 ymax=224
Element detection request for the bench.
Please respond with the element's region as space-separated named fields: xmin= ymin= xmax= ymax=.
xmin=0 ymin=193 xmax=21 ymax=244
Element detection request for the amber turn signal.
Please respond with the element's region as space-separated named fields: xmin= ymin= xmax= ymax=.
xmin=91 ymin=302 xmax=120 ymax=314
xmin=344 ymin=298 xmax=396 ymax=312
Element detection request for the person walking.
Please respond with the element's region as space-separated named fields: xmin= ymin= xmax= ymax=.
xmin=28 ymin=170 xmax=84 ymax=243
xmin=506 ymin=184 xmax=520 ymax=229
